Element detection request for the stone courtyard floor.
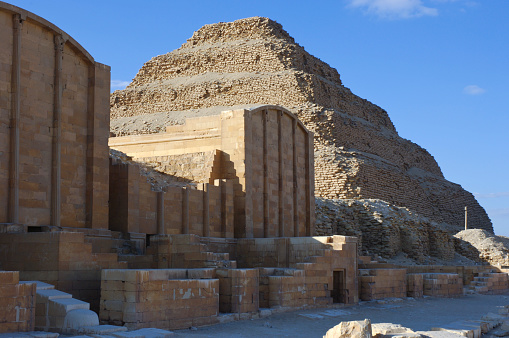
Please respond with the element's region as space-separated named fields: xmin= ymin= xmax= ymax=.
xmin=174 ymin=292 xmax=509 ymax=337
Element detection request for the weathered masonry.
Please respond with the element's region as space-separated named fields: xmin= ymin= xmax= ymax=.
xmin=109 ymin=106 xmax=315 ymax=239
xmin=0 ymin=2 xmax=110 ymax=229
xmin=2 ymin=4 xmax=506 ymax=336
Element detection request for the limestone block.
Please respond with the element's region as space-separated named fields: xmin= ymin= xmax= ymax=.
xmin=62 ymin=309 xmax=99 ymax=334
xmin=372 ymin=323 xmax=421 ymax=337
xmin=48 ymin=298 xmax=89 ymax=317
xmin=324 ymin=319 xmax=372 ymax=338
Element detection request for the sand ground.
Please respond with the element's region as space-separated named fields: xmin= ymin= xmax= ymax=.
xmin=173 ymin=292 xmax=509 ymax=337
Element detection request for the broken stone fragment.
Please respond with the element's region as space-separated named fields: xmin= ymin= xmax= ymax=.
xmin=323 ymin=319 xmax=372 ymax=338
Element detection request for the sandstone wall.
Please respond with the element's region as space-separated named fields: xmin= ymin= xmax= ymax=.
xmin=109 ymin=157 xmax=234 ymax=237
xmin=0 ymin=271 xmax=35 ymax=333
xmin=100 ymin=269 xmax=219 ymax=329
xmin=110 ymin=106 xmax=315 ymax=239
xmin=0 ymin=232 xmax=126 ymax=312
xmin=236 ymin=235 xmax=359 ymax=305
xmin=0 ymin=3 xmax=110 ymax=228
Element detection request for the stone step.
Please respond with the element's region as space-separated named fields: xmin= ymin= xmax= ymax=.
xmin=20 ymin=281 xmax=55 ymax=290
xmin=49 ymin=298 xmax=90 ymax=317
xmin=109 ymin=328 xmax=174 ymax=337
xmin=77 ymin=324 xmax=128 ymax=335
xmin=0 ymin=332 xmax=60 ymax=337
xmin=37 ymin=289 xmax=73 ymax=303
xmin=416 ymin=330 xmax=471 ymax=337
xmin=431 ymin=320 xmax=482 ymax=338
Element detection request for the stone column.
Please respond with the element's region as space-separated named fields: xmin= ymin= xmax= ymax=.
xmin=8 ymin=14 xmax=24 ymax=224
xmin=277 ymin=111 xmax=284 ymax=237
xmin=157 ymin=191 xmax=165 ymax=235
xmin=305 ymin=133 xmax=312 ymax=236
xmin=292 ymin=119 xmax=299 ymax=237
xmin=202 ymin=183 xmax=210 ymax=237
xmin=182 ymin=187 xmax=189 ymax=234
xmin=51 ymin=35 xmax=65 ymax=227
xmin=263 ymin=110 xmax=269 ymax=238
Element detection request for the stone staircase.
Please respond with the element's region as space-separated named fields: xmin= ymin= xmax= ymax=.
xmin=84 ymin=231 xmax=238 ymax=271
xmin=21 ymin=281 xmax=126 ymax=336
xmin=152 ymin=234 xmax=237 ymax=269
xmin=467 ymin=269 xmax=509 ymax=294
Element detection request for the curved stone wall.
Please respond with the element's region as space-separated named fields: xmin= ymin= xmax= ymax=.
xmin=0 ymin=2 xmax=110 ymax=228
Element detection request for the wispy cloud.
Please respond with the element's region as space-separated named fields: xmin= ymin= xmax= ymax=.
xmin=111 ymin=80 xmax=130 ymax=90
xmin=475 ymin=192 xmax=509 ymax=199
xmin=347 ymin=0 xmax=439 ymax=19
xmin=463 ymin=85 xmax=485 ymax=95
xmin=489 ymin=207 xmax=509 ymax=216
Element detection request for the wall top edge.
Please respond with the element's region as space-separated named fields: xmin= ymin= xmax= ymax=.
xmin=0 ymin=1 xmax=97 ymax=65
xmin=245 ymin=104 xmax=313 ymax=136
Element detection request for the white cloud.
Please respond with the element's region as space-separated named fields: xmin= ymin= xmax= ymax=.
xmin=111 ymin=80 xmax=130 ymax=90
xmin=347 ymin=0 xmax=439 ymax=19
xmin=463 ymin=85 xmax=486 ymax=95
xmin=475 ymin=192 xmax=509 ymax=199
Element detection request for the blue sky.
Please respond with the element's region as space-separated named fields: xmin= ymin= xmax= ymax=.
xmin=10 ymin=0 xmax=509 ymax=236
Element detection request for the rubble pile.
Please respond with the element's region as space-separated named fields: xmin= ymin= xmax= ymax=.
xmin=109 ymin=149 xmax=196 ymax=191
xmin=455 ymin=229 xmax=509 ymax=266
xmin=315 ymin=198 xmax=455 ymax=262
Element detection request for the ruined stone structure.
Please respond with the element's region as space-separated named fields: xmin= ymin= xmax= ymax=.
xmin=0 ymin=4 xmax=507 ymax=336
xmin=0 ymin=4 xmax=358 ymax=335
xmin=109 ymin=106 xmax=315 ymax=238
xmin=0 ymin=2 xmax=110 ymax=229
xmin=109 ymin=16 xmax=492 ymax=233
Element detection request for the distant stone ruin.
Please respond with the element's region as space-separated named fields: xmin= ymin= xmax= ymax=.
xmin=110 ymin=17 xmax=492 ymax=234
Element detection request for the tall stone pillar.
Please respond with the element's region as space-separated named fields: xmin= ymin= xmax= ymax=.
xmin=51 ymin=34 xmax=66 ymax=227
xmin=8 ymin=13 xmax=24 ymax=224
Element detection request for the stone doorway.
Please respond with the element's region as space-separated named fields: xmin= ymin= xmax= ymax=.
xmin=332 ymin=269 xmax=346 ymax=303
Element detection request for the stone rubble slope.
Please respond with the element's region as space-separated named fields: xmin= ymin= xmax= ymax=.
xmin=110 ymin=149 xmax=197 ymax=191
xmin=110 ymin=17 xmax=492 ymax=241
xmin=315 ymin=197 xmax=470 ymax=264
xmin=455 ymin=229 xmax=509 ymax=266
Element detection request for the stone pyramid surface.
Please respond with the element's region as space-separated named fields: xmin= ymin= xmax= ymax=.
xmin=110 ymin=17 xmax=492 ymax=233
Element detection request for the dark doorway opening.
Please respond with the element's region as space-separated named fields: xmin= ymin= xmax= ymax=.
xmin=332 ymin=270 xmax=345 ymax=303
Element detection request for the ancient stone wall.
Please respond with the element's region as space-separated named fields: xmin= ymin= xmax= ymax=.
xmin=109 ymin=16 xmax=492 ymax=233
xmin=0 ymin=232 xmax=126 ymax=312
xmin=109 ymin=156 xmax=235 ymax=237
xmin=0 ymin=3 xmax=110 ymax=228
xmin=0 ymin=271 xmax=35 ymax=333
xmin=135 ymin=152 xmax=216 ymax=184
xmin=100 ymin=269 xmax=220 ymax=330
xmin=358 ymin=268 xmax=407 ymax=301
xmin=110 ymin=106 xmax=315 ymax=239
xmin=236 ymin=236 xmax=359 ymax=305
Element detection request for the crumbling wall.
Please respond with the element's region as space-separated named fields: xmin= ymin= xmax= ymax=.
xmin=315 ymin=198 xmax=455 ymax=262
